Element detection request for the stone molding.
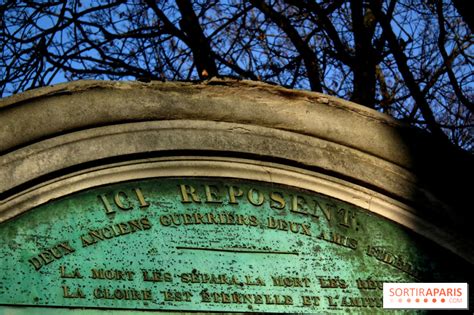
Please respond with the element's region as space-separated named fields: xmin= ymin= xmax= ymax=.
xmin=2 ymin=156 xmax=472 ymax=263
xmin=1 ymin=79 xmax=472 ymax=263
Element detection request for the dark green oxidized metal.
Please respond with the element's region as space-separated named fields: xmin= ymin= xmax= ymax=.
xmin=0 ymin=178 xmax=470 ymax=313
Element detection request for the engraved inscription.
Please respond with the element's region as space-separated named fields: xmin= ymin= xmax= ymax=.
xmin=0 ymin=177 xmax=457 ymax=313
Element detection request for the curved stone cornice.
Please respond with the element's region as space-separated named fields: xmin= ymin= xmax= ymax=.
xmin=1 ymin=79 xmax=472 ymax=263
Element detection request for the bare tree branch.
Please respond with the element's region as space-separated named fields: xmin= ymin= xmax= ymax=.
xmin=370 ymin=2 xmax=452 ymax=145
xmin=1 ymin=0 xmax=472 ymax=150
xmin=249 ymin=0 xmax=322 ymax=92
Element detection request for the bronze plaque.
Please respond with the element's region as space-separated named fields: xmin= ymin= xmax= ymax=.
xmin=0 ymin=178 xmax=471 ymax=313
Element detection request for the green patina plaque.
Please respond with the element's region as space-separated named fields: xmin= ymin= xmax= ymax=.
xmin=0 ymin=178 xmax=471 ymax=313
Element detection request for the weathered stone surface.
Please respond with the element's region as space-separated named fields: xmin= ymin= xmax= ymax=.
xmin=0 ymin=79 xmax=409 ymax=161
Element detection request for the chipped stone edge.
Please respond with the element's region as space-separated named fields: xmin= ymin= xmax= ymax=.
xmin=0 ymin=79 xmax=404 ymax=128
